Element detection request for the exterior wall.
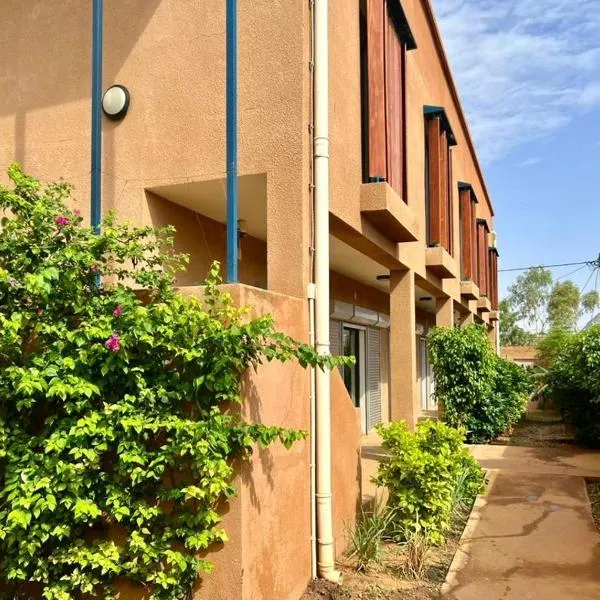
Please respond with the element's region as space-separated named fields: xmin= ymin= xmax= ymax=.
xmin=179 ymin=285 xmax=360 ymax=600
xmin=0 ymin=0 xmax=312 ymax=298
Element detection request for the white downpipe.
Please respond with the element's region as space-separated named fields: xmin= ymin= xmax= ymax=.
xmin=308 ymin=284 xmax=317 ymax=579
xmin=313 ymin=0 xmax=341 ymax=583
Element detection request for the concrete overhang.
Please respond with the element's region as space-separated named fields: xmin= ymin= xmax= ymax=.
xmin=489 ymin=310 xmax=500 ymax=322
xmin=425 ymin=246 xmax=459 ymax=279
xmin=360 ymin=183 xmax=419 ymax=243
xmin=477 ymin=297 xmax=492 ymax=313
xmin=460 ymin=280 xmax=479 ymax=301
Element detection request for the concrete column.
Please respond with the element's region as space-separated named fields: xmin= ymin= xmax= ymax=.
xmin=488 ymin=324 xmax=499 ymax=352
xmin=435 ymin=296 xmax=454 ymax=328
xmin=460 ymin=312 xmax=475 ymax=327
xmin=389 ymin=269 xmax=419 ymax=427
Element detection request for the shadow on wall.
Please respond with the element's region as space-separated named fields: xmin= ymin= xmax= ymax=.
xmin=146 ymin=191 xmax=268 ymax=289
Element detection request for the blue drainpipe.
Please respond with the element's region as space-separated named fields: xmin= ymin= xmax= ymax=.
xmin=226 ymin=0 xmax=239 ymax=283
xmin=91 ymin=0 xmax=103 ymax=234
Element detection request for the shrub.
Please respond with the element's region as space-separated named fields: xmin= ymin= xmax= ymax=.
xmin=0 ymin=166 xmax=346 ymax=600
xmin=546 ymin=325 xmax=600 ymax=446
xmin=373 ymin=420 xmax=484 ymax=545
xmin=428 ymin=325 xmax=531 ymax=443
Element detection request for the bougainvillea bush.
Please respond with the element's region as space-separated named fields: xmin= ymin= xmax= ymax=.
xmin=0 ymin=165 xmax=343 ymax=600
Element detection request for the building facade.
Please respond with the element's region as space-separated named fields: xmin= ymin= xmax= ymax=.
xmin=1 ymin=1 xmax=498 ymax=598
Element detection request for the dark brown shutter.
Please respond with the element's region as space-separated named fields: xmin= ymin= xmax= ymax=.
xmin=385 ymin=5 xmax=404 ymax=196
xmin=471 ymin=204 xmax=479 ymax=286
xmin=366 ymin=0 xmax=387 ymax=181
xmin=447 ymin=147 xmax=454 ymax=255
xmin=426 ymin=117 xmax=442 ymax=246
xmin=477 ymin=223 xmax=488 ymax=297
xmin=459 ymin=188 xmax=473 ymax=280
xmin=439 ymin=129 xmax=449 ymax=251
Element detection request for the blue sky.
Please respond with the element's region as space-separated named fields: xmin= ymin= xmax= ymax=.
xmin=433 ymin=0 xmax=600 ymax=306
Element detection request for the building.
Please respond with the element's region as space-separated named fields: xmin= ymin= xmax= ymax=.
xmin=501 ymin=346 xmax=540 ymax=368
xmin=1 ymin=1 xmax=498 ymax=598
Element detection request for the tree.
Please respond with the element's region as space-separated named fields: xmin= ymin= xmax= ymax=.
xmin=507 ymin=267 xmax=552 ymax=335
xmin=499 ymin=300 xmax=535 ymax=347
xmin=548 ymin=280 xmax=581 ymax=331
xmin=582 ymin=290 xmax=600 ymax=315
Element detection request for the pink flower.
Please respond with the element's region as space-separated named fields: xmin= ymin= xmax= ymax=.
xmin=105 ymin=333 xmax=121 ymax=353
xmin=73 ymin=209 xmax=81 ymax=217
xmin=90 ymin=263 xmax=99 ymax=272
xmin=55 ymin=216 xmax=70 ymax=227
xmin=113 ymin=305 xmax=123 ymax=317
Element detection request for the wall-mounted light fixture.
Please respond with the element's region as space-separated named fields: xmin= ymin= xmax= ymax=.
xmin=102 ymin=85 xmax=130 ymax=120
xmin=376 ymin=274 xmax=390 ymax=281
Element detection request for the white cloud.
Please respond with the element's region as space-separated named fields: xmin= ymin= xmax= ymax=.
xmin=517 ymin=157 xmax=543 ymax=167
xmin=432 ymin=0 xmax=600 ymax=163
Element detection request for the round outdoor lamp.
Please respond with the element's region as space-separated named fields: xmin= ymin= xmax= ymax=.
xmin=102 ymin=85 xmax=130 ymax=120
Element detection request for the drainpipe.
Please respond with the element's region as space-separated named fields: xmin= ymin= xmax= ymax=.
xmin=313 ymin=0 xmax=341 ymax=583
xmin=308 ymin=283 xmax=317 ymax=579
xmin=91 ymin=0 xmax=103 ymax=234
xmin=226 ymin=0 xmax=239 ymax=283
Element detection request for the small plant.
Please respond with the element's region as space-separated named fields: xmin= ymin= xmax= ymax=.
xmin=346 ymin=502 xmax=395 ymax=572
xmin=400 ymin=527 xmax=430 ymax=580
xmin=374 ymin=420 xmax=484 ymax=545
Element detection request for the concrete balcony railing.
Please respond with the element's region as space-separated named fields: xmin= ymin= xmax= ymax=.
xmin=425 ymin=246 xmax=459 ymax=279
xmin=460 ymin=280 xmax=480 ymax=301
xmin=360 ymin=182 xmax=419 ymax=243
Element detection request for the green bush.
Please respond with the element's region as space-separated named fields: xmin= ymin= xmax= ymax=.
xmin=373 ymin=420 xmax=484 ymax=545
xmin=547 ymin=325 xmax=600 ymax=446
xmin=428 ymin=325 xmax=531 ymax=443
xmin=0 ymin=166 xmax=346 ymax=600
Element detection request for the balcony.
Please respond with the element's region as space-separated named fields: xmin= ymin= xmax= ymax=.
xmin=425 ymin=246 xmax=459 ymax=279
xmin=488 ymin=310 xmax=500 ymax=321
xmin=360 ymin=182 xmax=419 ymax=243
xmin=477 ymin=297 xmax=492 ymax=313
xmin=460 ymin=280 xmax=479 ymax=301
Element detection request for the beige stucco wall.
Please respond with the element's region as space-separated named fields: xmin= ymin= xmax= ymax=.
xmin=178 ymin=284 xmax=360 ymax=600
xmin=0 ymin=0 xmax=312 ymax=298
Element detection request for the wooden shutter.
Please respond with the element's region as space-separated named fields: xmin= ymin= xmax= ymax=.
xmin=439 ymin=129 xmax=449 ymax=251
xmin=459 ymin=188 xmax=473 ymax=280
xmin=366 ymin=0 xmax=387 ymax=181
xmin=366 ymin=327 xmax=382 ymax=431
xmin=477 ymin=222 xmax=488 ymax=297
xmin=447 ymin=147 xmax=454 ymax=255
xmin=385 ymin=4 xmax=404 ymax=197
xmin=471 ymin=203 xmax=478 ymax=286
xmin=426 ymin=117 xmax=442 ymax=246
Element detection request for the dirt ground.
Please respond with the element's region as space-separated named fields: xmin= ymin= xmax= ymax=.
xmin=301 ymin=513 xmax=469 ymax=600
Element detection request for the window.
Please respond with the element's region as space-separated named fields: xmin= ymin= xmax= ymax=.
xmin=424 ymin=106 xmax=457 ymax=254
xmin=458 ymin=183 xmax=478 ymax=281
xmin=361 ymin=0 xmax=416 ymax=200
xmin=343 ymin=326 xmax=362 ymax=408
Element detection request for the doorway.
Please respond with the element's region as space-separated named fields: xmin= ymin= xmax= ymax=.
xmin=419 ymin=337 xmax=436 ymax=411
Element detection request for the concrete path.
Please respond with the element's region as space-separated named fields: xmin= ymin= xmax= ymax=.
xmin=443 ymin=444 xmax=600 ymax=600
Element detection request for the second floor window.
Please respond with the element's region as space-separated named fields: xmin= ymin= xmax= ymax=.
xmin=458 ymin=183 xmax=478 ymax=281
xmin=361 ymin=0 xmax=416 ymax=200
xmin=424 ymin=107 xmax=456 ymax=255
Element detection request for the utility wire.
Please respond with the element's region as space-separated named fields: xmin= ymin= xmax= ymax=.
xmin=500 ymin=256 xmax=600 ymax=273
xmin=555 ymin=264 xmax=588 ymax=281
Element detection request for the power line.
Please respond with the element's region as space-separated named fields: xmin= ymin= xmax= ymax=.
xmin=500 ymin=254 xmax=600 ymax=273
xmin=499 ymin=260 xmax=592 ymax=273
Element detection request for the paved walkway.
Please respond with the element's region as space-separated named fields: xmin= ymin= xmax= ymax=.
xmin=360 ymin=437 xmax=600 ymax=600
xmin=443 ymin=444 xmax=600 ymax=600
